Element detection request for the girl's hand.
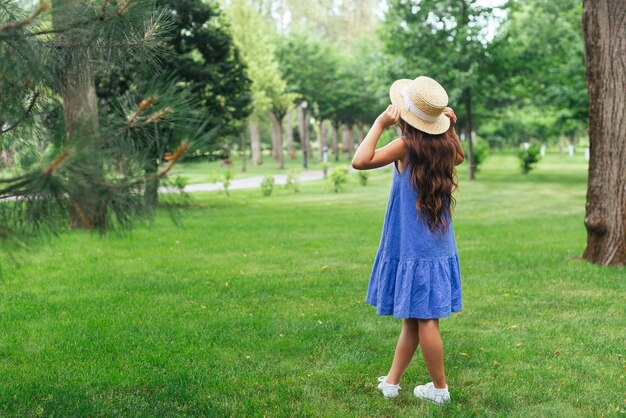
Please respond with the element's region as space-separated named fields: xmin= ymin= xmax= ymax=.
xmin=443 ymin=107 xmax=457 ymax=129
xmin=376 ymin=105 xmax=401 ymax=129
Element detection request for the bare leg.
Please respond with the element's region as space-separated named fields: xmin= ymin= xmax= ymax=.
xmin=385 ymin=318 xmax=420 ymax=385
xmin=417 ymin=318 xmax=447 ymax=388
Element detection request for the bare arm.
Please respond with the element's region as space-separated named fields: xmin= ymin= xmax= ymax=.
xmin=352 ymin=105 xmax=406 ymax=170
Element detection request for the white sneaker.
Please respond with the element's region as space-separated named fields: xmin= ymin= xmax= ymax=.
xmin=377 ymin=376 xmax=401 ymax=398
xmin=413 ymin=382 xmax=450 ymax=404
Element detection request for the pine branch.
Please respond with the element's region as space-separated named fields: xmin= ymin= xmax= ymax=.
xmin=0 ymin=2 xmax=49 ymax=33
xmin=0 ymin=91 xmax=40 ymax=136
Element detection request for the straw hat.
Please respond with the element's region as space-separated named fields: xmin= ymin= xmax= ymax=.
xmin=389 ymin=76 xmax=450 ymax=135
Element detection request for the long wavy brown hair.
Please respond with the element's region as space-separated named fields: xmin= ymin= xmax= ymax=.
xmin=398 ymin=118 xmax=458 ymax=235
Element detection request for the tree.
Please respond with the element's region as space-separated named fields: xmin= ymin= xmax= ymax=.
xmin=0 ymin=0 xmax=195 ymax=241
xmin=276 ymin=32 xmax=335 ymax=166
xmin=485 ymin=0 xmax=588 ymax=148
xmin=226 ymin=0 xmax=293 ymax=168
xmin=581 ymin=0 xmax=626 ymax=265
xmin=98 ymin=0 xmax=253 ymax=158
xmin=382 ymin=0 xmax=503 ymax=180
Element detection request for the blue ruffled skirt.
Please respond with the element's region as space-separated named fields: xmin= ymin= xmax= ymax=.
xmin=365 ymin=252 xmax=462 ymax=319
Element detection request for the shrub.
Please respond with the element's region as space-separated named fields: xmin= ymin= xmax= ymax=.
xmin=261 ymin=175 xmax=275 ymax=196
xmin=462 ymin=137 xmax=489 ymax=172
xmin=210 ymin=170 xmax=234 ymax=196
xmin=284 ymin=169 xmax=300 ymax=192
xmin=518 ymin=144 xmax=542 ymax=174
xmin=329 ymin=165 xmax=348 ymax=193
xmin=357 ymin=170 xmax=368 ymax=186
xmin=318 ymin=162 xmax=331 ymax=179
xmin=160 ymin=175 xmax=192 ymax=207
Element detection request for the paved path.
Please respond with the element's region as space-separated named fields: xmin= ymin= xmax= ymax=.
xmin=159 ymin=169 xmax=328 ymax=193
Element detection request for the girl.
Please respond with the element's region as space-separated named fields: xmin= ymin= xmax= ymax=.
xmin=351 ymin=76 xmax=464 ymax=404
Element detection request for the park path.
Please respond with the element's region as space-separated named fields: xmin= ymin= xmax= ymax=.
xmin=159 ymin=169 xmax=328 ymax=193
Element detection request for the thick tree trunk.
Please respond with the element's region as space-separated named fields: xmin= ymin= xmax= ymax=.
xmin=269 ymin=111 xmax=285 ymax=169
xmin=332 ymin=122 xmax=339 ymax=162
xmin=54 ymin=0 xmax=104 ymax=228
xmin=249 ymin=121 xmax=262 ymax=166
xmin=285 ymin=108 xmax=295 ymax=159
xmin=318 ymin=120 xmax=327 ymax=161
xmin=582 ymin=0 xmax=626 ymax=265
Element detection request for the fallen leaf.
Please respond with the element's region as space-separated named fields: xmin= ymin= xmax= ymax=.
xmin=459 ymin=352 xmax=469 ymax=357
xmin=554 ymin=349 xmax=561 ymax=355
xmin=515 ymin=343 xmax=524 ymax=348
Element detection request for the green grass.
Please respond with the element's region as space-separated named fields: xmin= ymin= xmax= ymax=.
xmin=170 ymin=150 xmax=353 ymax=184
xmin=1 ymin=153 xmax=625 ymax=417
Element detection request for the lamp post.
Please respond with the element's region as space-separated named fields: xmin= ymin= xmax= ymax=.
xmin=301 ymin=100 xmax=308 ymax=169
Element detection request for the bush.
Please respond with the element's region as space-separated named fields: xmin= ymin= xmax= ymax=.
xmin=518 ymin=144 xmax=542 ymax=174
xmin=462 ymin=137 xmax=489 ymax=172
xmin=210 ymin=170 xmax=234 ymax=196
xmin=357 ymin=170 xmax=368 ymax=186
xmin=329 ymin=165 xmax=349 ymax=193
xmin=160 ymin=175 xmax=192 ymax=207
xmin=318 ymin=162 xmax=331 ymax=179
xmin=261 ymin=175 xmax=275 ymax=196
xmin=284 ymin=169 xmax=300 ymax=192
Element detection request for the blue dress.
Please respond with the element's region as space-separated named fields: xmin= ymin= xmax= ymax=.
xmin=365 ymin=155 xmax=462 ymax=319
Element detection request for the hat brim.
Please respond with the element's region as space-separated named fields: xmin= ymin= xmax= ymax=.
xmin=389 ymin=79 xmax=450 ymax=135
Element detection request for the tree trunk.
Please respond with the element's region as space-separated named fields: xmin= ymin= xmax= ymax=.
xmin=464 ymin=87 xmax=475 ymax=180
xmin=271 ymin=119 xmax=280 ymax=161
xmin=53 ymin=0 xmax=104 ymax=228
xmin=582 ymin=0 xmax=626 ymax=265
xmin=356 ymin=123 xmax=365 ymax=145
xmin=318 ymin=120 xmax=327 ymax=161
xmin=559 ymin=135 xmax=565 ymax=155
xmin=332 ymin=122 xmax=339 ymax=162
xmin=285 ymin=108 xmax=295 ymax=159
xmin=297 ymin=105 xmax=309 ymax=168
xmin=305 ymin=114 xmax=312 ymax=160
xmin=241 ymin=131 xmax=247 ymax=172
xmin=249 ymin=121 xmax=262 ymax=166
xmin=269 ymin=111 xmax=285 ymax=169
xmin=342 ymin=124 xmax=355 ymax=158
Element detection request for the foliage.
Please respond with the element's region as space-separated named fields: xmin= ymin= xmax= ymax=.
xmin=357 ymin=171 xmax=369 ymax=186
xmin=97 ymin=0 xmax=253 ymax=157
xmin=0 ymin=0 xmax=197 ymax=240
xmin=260 ymin=175 xmax=275 ymax=196
xmin=462 ymin=138 xmax=489 ymax=172
xmin=518 ymin=144 xmax=542 ymax=174
xmin=485 ymin=0 xmax=587 ymax=145
xmin=226 ymin=0 xmax=294 ymax=120
xmin=284 ymin=169 xmax=300 ymax=192
xmin=210 ymin=170 xmax=234 ymax=196
xmin=328 ymin=165 xmax=349 ymax=193
xmin=160 ymin=175 xmax=193 ymax=207
xmin=318 ymin=162 xmax=331 ymax=179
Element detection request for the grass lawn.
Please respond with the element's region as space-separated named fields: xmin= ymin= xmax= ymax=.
xmin=1 ymin=153 xmax=624 ymax=417
xmin=169 ymin=150 xmax=354 ymax=185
